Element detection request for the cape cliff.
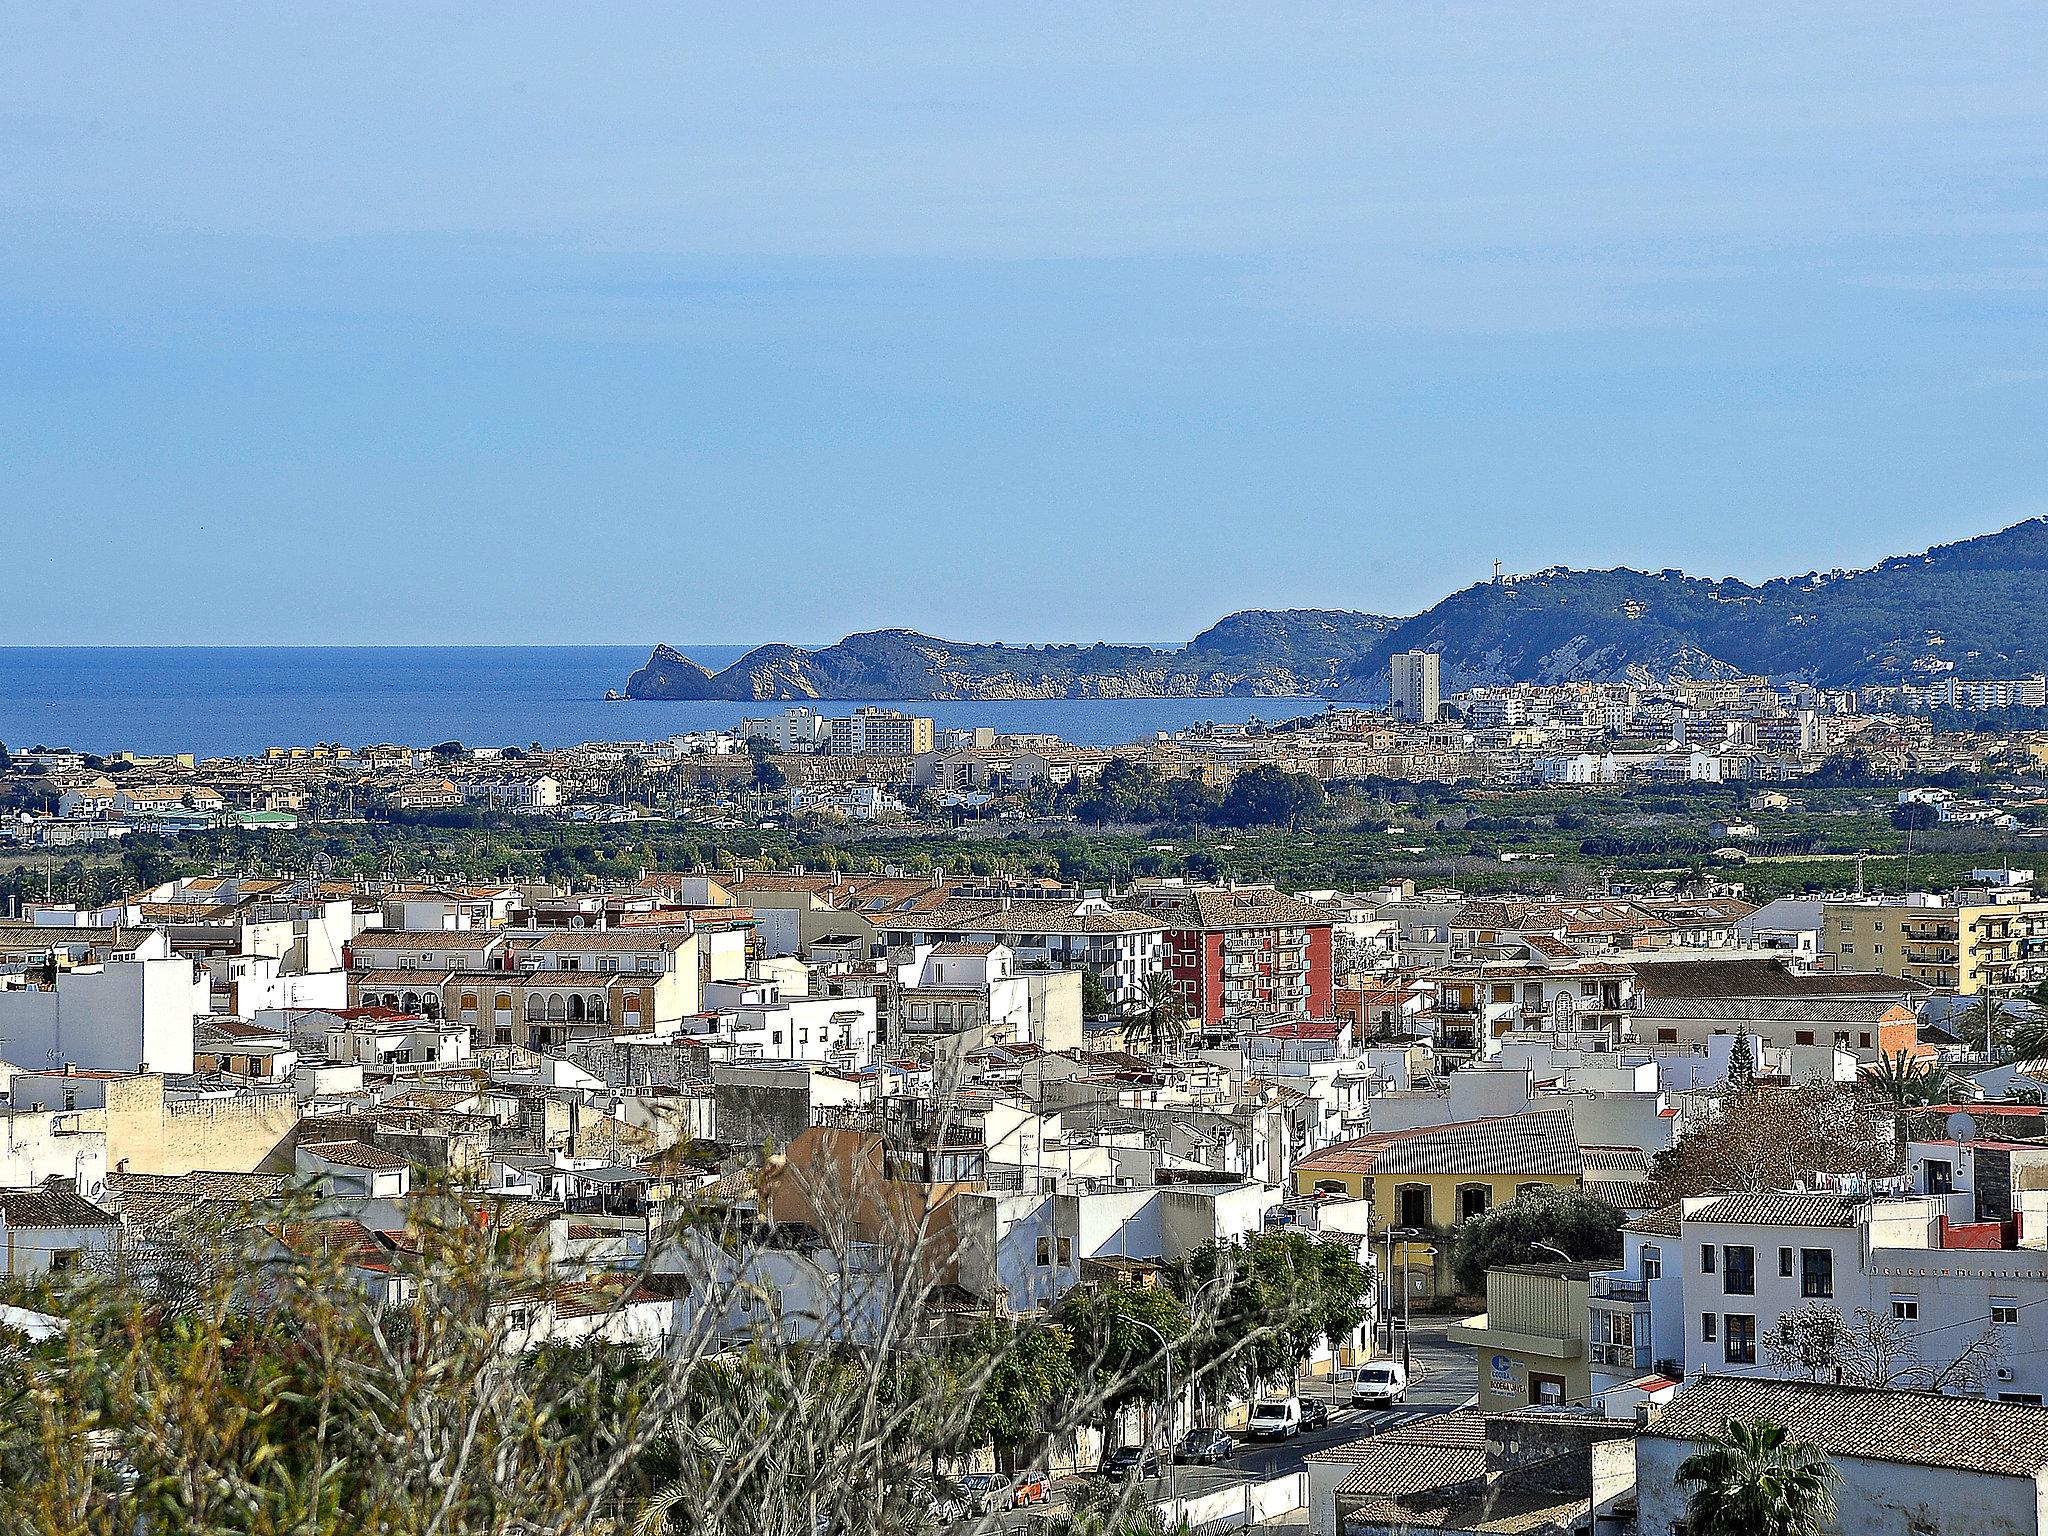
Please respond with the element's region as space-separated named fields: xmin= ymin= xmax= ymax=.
xmin=622 ymin=519 xmax=2048 ymax=701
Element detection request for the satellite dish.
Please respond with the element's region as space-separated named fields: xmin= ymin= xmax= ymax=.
xmin=1946 ymin=1111 xmax=1978 ymax=1144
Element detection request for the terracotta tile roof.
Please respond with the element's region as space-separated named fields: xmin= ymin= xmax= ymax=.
xmin=1295 ymin=1109 xmax=1582 ymax=1179
xmin=0 ymin=1184 xmax=117 ymax=1227
xmin=1133 ymin=884 xmax=1333 ymax=930
xmin=300 ymin=1140 xmax=409 ymax=1172
xmin=1633 ymin=958 xmax=1929 ymax=1000
xmin=1686 ymin=1190 xmax=1859 ymax=1228
xmin=1648 ymin=1375 xmax=2048 ymax=1477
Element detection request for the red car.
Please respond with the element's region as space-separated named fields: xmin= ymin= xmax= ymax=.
xmin=1011 ymin=1473 xmax=1052 ymax=1507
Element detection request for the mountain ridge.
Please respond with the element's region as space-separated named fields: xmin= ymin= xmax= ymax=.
xmin=622 ymin=519 xmax=2048 ymax=701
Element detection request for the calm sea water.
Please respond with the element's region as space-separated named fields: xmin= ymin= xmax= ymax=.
xmin=0 ymin=648 xmax=1333 ymax=758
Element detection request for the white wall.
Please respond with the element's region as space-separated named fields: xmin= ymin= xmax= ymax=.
xmin=0 ymin=957 xmax=202 ymax=1074
xmin=1637 ymin=1437 xmax=2046 ymax=1536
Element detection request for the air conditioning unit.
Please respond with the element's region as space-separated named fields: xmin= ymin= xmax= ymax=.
xmin=1997 ymin=1368 xmax=2016 ymax=1382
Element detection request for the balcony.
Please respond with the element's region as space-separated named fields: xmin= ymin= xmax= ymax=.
xmin=1590 ymin=1342 xmax=1649 ymax=1370
xmin=1590 ymin=1273 xmax=1649 ymax=1303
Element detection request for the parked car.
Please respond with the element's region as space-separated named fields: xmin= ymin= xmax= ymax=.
xmin=951 ymin=1474 xmax=1005 ymax=1516
xmin=1246 ymin=1397 xmax=1302 ymax=1440
xmin=1100 ymin=1445 xmax=1165 ymax=1479
xmin=1010 ymin=1472 xmax=1052 ymax=1508
xmin=1351 ymin=1361 xmax=1409 ymax=1408
xmin=1178 ymin=1427 xmax=1234 ymax=1465
xmin=1299 ymin=1398 xmax=1330 ymax=1431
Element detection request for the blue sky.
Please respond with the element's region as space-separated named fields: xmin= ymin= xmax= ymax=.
xmin=2 ymin=3 xmax=2045 ymax=645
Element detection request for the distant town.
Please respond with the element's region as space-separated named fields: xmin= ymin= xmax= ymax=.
xmin=7 ymin=650 xmax=2048 ymax=1532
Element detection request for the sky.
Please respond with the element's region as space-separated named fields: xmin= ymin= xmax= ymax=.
xmin=2 ymin=3 xmax=2046 ymax=647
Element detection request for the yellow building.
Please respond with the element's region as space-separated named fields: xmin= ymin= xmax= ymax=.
xmin=1290 ymin=1109 xmax=1583 ymax=1231
xmin=1821 ymin=893 xmax=2048 ymax=995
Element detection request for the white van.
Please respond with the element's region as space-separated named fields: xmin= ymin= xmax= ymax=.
xmin=1246 ymin=1397 xmax=1302 ymax=1440
xmin=1351 ymin=1360 xmax=1409 ymax=1407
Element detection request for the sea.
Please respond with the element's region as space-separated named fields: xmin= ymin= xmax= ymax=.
xmin=0 ymin=647 xmax=1337 ymax=760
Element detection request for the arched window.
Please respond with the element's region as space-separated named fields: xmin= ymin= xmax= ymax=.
xmin=546 ymin=994 xmax=567 ymax=1021
xmin=526 ymin=996 xmax=545 ymax=1021
xmin=400 ymin=992 xmax=420 ymax=1015
xmin=567 ymin=994 xmax=586 ymax=1022
xmin=588 ymin=995 xmax=608 ymax=1024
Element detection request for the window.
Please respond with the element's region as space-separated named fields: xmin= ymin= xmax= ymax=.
xmin=1657 ymin=1028 xmax=1677 ymax=1044
xmin=1778 ymin=1248 xmax=1794 ymax=1278
xmin=1722 ymin=1246 xmax=1755 ymax=1296
xmin=1641 ymin=1245 xmax=1662 ymax=1280
xmin=1724 ymin=1314 xmax=1757 ymax=1365
xmin=1701 ymin=1313 xmax=1717 ymax=1342
xmin=1458 ymin=1184 xmax=1492 ymax=1221
xmin=1800 ymin=1249 xmax=1834 ymax=1299
xmin=1036 ymin=1236 xmax=1052 ymax=1267
xmin=1057 ymin=1237 xmax=1072 ymax=1265
xmin=1795 ymin=1030 xmax=1816 ymax=1046
xmin=1701 ymin=1245 xmax=1716 ymax=1274
xmin=1397 ymin=1186 xmax=1432 ymax=1228
xmin=1891 ymin=1294 xmax=1918 ymax=1321
xmin=1993 ymin=1298 xmax=2020 ymax=1326
xmin=1925 ymin=1159 xmax=1954 ymax=1195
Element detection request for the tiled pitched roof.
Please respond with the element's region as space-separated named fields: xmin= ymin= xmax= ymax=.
xmin=1649 ymin=1375 xmax=2048 ymax=1477
xmin=1295 ymin=1109 xmax=1581 ymax=1179
xmin=1685 ymin=1190 xmax=1858 ymax=1228
xmin=1633 ymin=958 xmax=1928 ymax=1000
xmin=0 ymin=1184 xmax=117 ymax=1227
xmin=1133 ymin=884 xmax=1333 ymax=930
xmin=300 ymin=1140 xmax=409 ymax=1172
xmin=1623 ymin=1206 xmax=1680 ymax=1243
xmin=1636 ymin=997 xmax=1912 ymax=1024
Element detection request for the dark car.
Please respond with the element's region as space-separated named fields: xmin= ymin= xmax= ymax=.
xmin=1100 ymin=1445 xmax=1165 ymax=1479
xmin=1177 ymin=1428 xmax=1233 ymax=1465
xmin=1299 ymin=1398 xmax=1331 ymax=1431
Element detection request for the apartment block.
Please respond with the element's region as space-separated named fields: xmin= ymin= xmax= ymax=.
xmin=1822 ymin=889 xmax=2048 ymax=995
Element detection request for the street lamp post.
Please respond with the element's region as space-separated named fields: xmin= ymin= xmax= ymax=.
xmin=1128 ymin=1317 xmax=1176 ymax=1512
xmin=1129 ymin=1274 xmax=1230 ymax=1516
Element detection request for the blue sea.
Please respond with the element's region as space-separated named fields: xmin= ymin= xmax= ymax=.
xmin=0 ymin=647 xmax=1334 ymax=759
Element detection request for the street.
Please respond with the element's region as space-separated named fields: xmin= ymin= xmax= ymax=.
xmin=957 ymin=1320 xmax=1478 ymax=1531
xmin=1231 ymin=1318 xmax=1476 ymax=1482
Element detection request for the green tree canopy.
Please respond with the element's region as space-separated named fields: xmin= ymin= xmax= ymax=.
xmin=1176 ymin=1231 xmax=1373 ymax=1400
xmin=1054 ymin=1280 xmax=1188 ymax=1419
xmin=1450 ymin=1187 xmax=1623 ymax=1295
xmin=948 ymin=1316 xmax=1077 ymax=1469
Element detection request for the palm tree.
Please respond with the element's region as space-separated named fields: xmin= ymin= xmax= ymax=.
xmin=1863 ymin=1049 xmax=1959 ymax=1154
xmin=1675 ymin=1416 xmax=1837 ymax=1536
xmin=1127 ymin=970 xmax=1189 ymax=1057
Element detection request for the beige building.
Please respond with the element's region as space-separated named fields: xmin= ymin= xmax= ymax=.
xmin=1452 ymin=1262 xmax=1593 ymax=1411
xmin=1821 ymin=891 xmax=2048 ymax=995
xmin=826 ymin=708 xmax=934 ymax=756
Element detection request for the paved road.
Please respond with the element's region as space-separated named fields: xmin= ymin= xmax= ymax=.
xmin=955 ymin=1321 xmax=1477 ymax=1532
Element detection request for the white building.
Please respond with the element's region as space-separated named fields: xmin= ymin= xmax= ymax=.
xmin=1389 ymin=650 xmax=1442 ymax=725
xmin=1639 ymin=1376 xmax=2048 ymax=1536
xmin=0 ymin=950 xmax=204 ymax=1075
xmin=694 ymin=982 xmax=878 ymax=1069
